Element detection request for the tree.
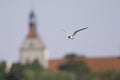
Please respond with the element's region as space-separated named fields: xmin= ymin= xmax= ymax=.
xmin=6 ymin=63 xmax=26 ymax=80
xmin=23 ymin=69 xmax=35 ymax=80
xmin=59 ymin=54 xmax=91 ymax=80
xmin=31 ymin=59 xmax=43 ymax=71
xmin=38 ymin=70 xmax=76 ymax=80
xmin=65 ymin=53 xmax=77 ymax=60
xmin=7 ymin=60 xmax=76 ymax=80
xmin=6 ymin=60 xmax=43 ymax=80
xmin=94 ymin=71 xmax=120 ymax=80
xmin=0 ymin=61 xmax=7 ymax=80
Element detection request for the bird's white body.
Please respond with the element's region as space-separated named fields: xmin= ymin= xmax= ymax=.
xmin=68 ymin=35 xmax=75 ymax=39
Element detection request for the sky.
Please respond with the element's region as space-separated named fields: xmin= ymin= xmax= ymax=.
xmin=0 ymin=0 xmax=120 ymax=62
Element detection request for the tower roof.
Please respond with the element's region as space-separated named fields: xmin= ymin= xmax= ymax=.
xmin=27 ymin=24 xmax=37 ymax=38
xmin=27 ymin=11 xmax=37 ymax=38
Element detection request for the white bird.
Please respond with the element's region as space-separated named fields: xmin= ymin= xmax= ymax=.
xmin=62 ymin=27 xmax=88 ymax=39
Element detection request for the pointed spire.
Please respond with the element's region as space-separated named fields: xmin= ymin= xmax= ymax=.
xmin=29 ymin=0 xmax=36 ymax=27
xmin=29 ymin=11 xmax=36 ymax=26
xmin=27 ymin=11 xmax=37 ymax=38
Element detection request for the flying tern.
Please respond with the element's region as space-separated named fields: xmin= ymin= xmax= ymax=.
xmin=62 ymin=27 xmax=88 ymax=39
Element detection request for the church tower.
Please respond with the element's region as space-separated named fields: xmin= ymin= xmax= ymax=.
xmin=20 ymin=11 xmax=49 ymax=69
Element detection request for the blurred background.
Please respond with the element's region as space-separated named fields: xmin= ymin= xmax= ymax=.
xmin=0 ymin=0 xmax=120 ymax=80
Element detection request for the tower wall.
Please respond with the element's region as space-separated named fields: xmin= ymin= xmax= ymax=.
xmin=20 ymin=38 xmax=49 ymax=68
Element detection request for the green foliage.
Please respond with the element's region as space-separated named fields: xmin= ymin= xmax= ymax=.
xmin=65 ymin=53 xmax=77 ymax=59
xmin=56 ymin=71 xmax=76 ymax=80
xmin=94 ymin=70 xmax=120 ymax=80
xmin=112 ymin=71 xmax=120 ymax=80
xmin=6 ymin=63 xmax=25 ymax=80
xmin=6 ymin=60 xmax=76 ymax=80
xmin=59 ymin=61 xmax=91 ymax=80
xmin=59 ymin=61 xmax=90 ymax=73
xmin=31 ymin=59 xmax=44 ymax=71
xmin=39 ymin=70 xmax=76 ymax=80
xmin=65 ymin=53 xmax=84 ymax=61
xmin=59 ymin=54 xmax=91 ymax=80
xmin=0 ymin=61 xmax=7 ymax=80
xmin=23 ymin=69 xmax=35 ymax=80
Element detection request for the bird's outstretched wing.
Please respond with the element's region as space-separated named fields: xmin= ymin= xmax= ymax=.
xmin=72 ymin=27 xmax=88 ymax=37
xmin=61 ymin=29 xmax=70 ymax=36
